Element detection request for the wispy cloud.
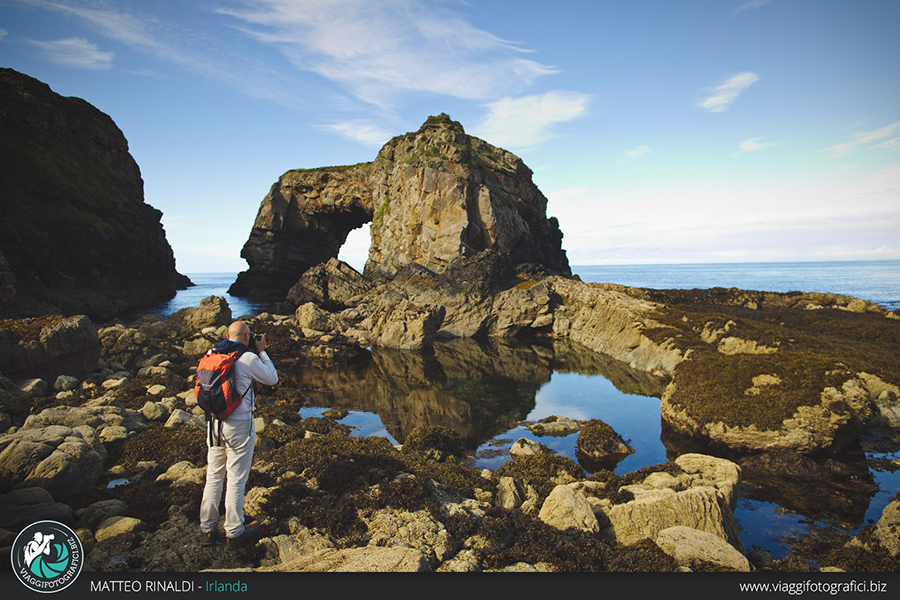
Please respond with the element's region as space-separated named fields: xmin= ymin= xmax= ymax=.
xmin=699 ymin=72 xmax=759 ymax=112
xmin=821 ymin=121 xmax=900 ymax=157
xmin=733 ymin=0 xmax=775 ymax=14
xmin=546 ymin=187 xmax=589 ymax=202
xmin=734 ymin=137 xmax=782 ymax=154
xmin=26 ymin=37 xmax=114 ymax=69
xmin=320 ymin=120 xmax=393 ymax=148
xmin=10 ymin=0 xmax=326 ymax=110
xmin=0 ymin=29 xmax=8 ymax=40
xmin=472 ymin=91 xmax=590 ymax=150
xmin=876 ymin=138 xmax=900 ymax=151
xmin=616 ymin=145 xmax=651 ymax=163
xmin=217 ymin=0 xmax=558 ymax=108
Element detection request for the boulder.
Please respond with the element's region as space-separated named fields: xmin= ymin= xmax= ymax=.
xmin=0 ymin=315 xmax=100 ymax=382
xmin=0 ymin=487 xmax=74 ymax=529
xmin=596 ymin=457 xmax=744 ymax=551
xmin=656 ymin=526 xmax=750 ymax=572
xmin=166 ymin=296 xmax=232 ymax=337
xmin=97 ymin=324 xmax=165 ymax=371
xmin=870 ymin=500 xmax=900 ymax=556
xmin=362 ymin=508 xmax=455 ymax=565
xmin=78 ymin=499 xmax=129 ymax=530
xmin=140 ymin=401 xmax=170 ymax=422
xmin=155 ymin=461 xmax=206 ymax=486
xmin=164 ymin=409 xmax=204 ymax=430
xmin=17 ymin=378 xmax=49 ymax=397
xmin=368 ymin=299 xmax=444 ymax=351
xmin=294 ymin=303 xmax=345 ymax=336
xmin=495 ymin=476 xmax=523 ymax=510
xmin=575 ymin=419 xmax=634 ymax=470
xmin=674 ymin=453 xmax=742 ymax=509
xmin=95 ymin=516 xmax=146 ymax=542
xmin=54 ymin=375 xmax=79 ymax=391
xmin=527 ymin=416 xmax=582 ymax=437
xmin=258 ymin=527 xmax=336 ymax=566
xmin=0 ymin=373 xmax=30 ymax=418
xmin=537 ymin=484 xmax=600 ymax=533
xmin=0 ymin=425 xmax=105 ymax=496
xmin=509 ymin=437 xmax=545 ymax=457
xmin=258 ymin=546 xmax=432 ymax=572
xmin=286 ymin=258 xmax=372 ymax=310
xmin=23 ymin=405 xmax=147 ymax=441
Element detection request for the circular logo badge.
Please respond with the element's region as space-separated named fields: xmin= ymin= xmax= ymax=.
xmin=11 ymin=520 xmax=84 ymax=594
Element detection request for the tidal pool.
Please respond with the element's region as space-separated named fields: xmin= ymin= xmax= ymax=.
xmin=285 ymin=336 xmax=899 ymax=560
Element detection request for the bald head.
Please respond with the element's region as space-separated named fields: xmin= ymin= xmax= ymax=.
xmin=227 ymin=321 xmax=249 ymax=341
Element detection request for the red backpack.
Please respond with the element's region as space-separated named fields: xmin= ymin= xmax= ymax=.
xmin=194 ymin=349 xmax=251 ymax=444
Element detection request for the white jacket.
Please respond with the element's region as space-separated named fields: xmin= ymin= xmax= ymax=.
xmin=225 ymin=350 xmax=278 ymax=421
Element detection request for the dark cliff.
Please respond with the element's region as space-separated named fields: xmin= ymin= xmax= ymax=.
xmin=0 ymin=68 xmax=190 ymax=322
xmin=229 ymin=114 xmax=570 ymax=301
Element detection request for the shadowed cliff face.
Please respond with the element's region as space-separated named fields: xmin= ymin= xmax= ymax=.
xmin=229 ymin=114 xmax=569 ymax=300
xmin=0 ymin=68 xmax=190 ymax=322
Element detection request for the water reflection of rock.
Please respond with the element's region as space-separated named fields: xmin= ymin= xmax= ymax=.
xmin=281 ymin=337 xmax=663 ymax=450
xmin=547 ymin=339 xmax=670 ymax=399
xmin=660 ymin=426 xmax=878 ymax=527
xmin=738 ymin=450 xmax=876 ymax=528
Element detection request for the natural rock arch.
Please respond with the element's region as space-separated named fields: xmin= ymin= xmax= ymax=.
xmin=229 ymin=114 xmax=570 ymax=301
xmin=228 ymin=165 xmax=375 ymax=299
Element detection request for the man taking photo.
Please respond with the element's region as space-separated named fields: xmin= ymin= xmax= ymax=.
xmin=199 ymin=320 xmax=278 ymax=549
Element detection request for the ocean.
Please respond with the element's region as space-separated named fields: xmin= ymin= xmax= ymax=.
xmin=575 ymin=260 xmax=900 ymax=312
xmin=163 ymin=261 xmax=900 ymax=560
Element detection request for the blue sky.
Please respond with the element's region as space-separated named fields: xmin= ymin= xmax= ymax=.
xmin=1 ymin=0 xmax=898 ymax=273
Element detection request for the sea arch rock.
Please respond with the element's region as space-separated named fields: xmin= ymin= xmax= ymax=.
xmin=229 ymin=114 xmax=569 ymax=301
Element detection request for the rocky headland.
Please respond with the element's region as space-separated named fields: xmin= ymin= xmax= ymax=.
xmin=0 ymin=68 xmax=190 ymax=323
xmin=1 ymin=75 xmax=898 ymax=573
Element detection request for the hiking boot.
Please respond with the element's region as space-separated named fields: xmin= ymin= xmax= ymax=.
xmin=200 ymin=529 xmax=218 ymax=547
xmin=225 ymin=520 xmax=259 ymax=550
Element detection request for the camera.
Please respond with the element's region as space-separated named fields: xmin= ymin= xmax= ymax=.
xmin=247 ymin=332 xmax=262 ymax=352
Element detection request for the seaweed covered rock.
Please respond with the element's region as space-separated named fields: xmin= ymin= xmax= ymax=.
xmin=639 ymin=288 xmax=900 ymax=454
xmin=527 ymin=415 xmax=582 ymax=437
xmin=575 ymin=419 xmax=634 ymax=471
xmin=495 ymin=455 xmax=585 ymax=512
xmin=0 ymin=314 xmax=100 ymax=382
xmin=401 ymin=425 xmax=465 ymax=462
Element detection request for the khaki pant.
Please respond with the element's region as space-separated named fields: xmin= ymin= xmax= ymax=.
xmin=199 ymin=418 xmax=255 ymax=539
